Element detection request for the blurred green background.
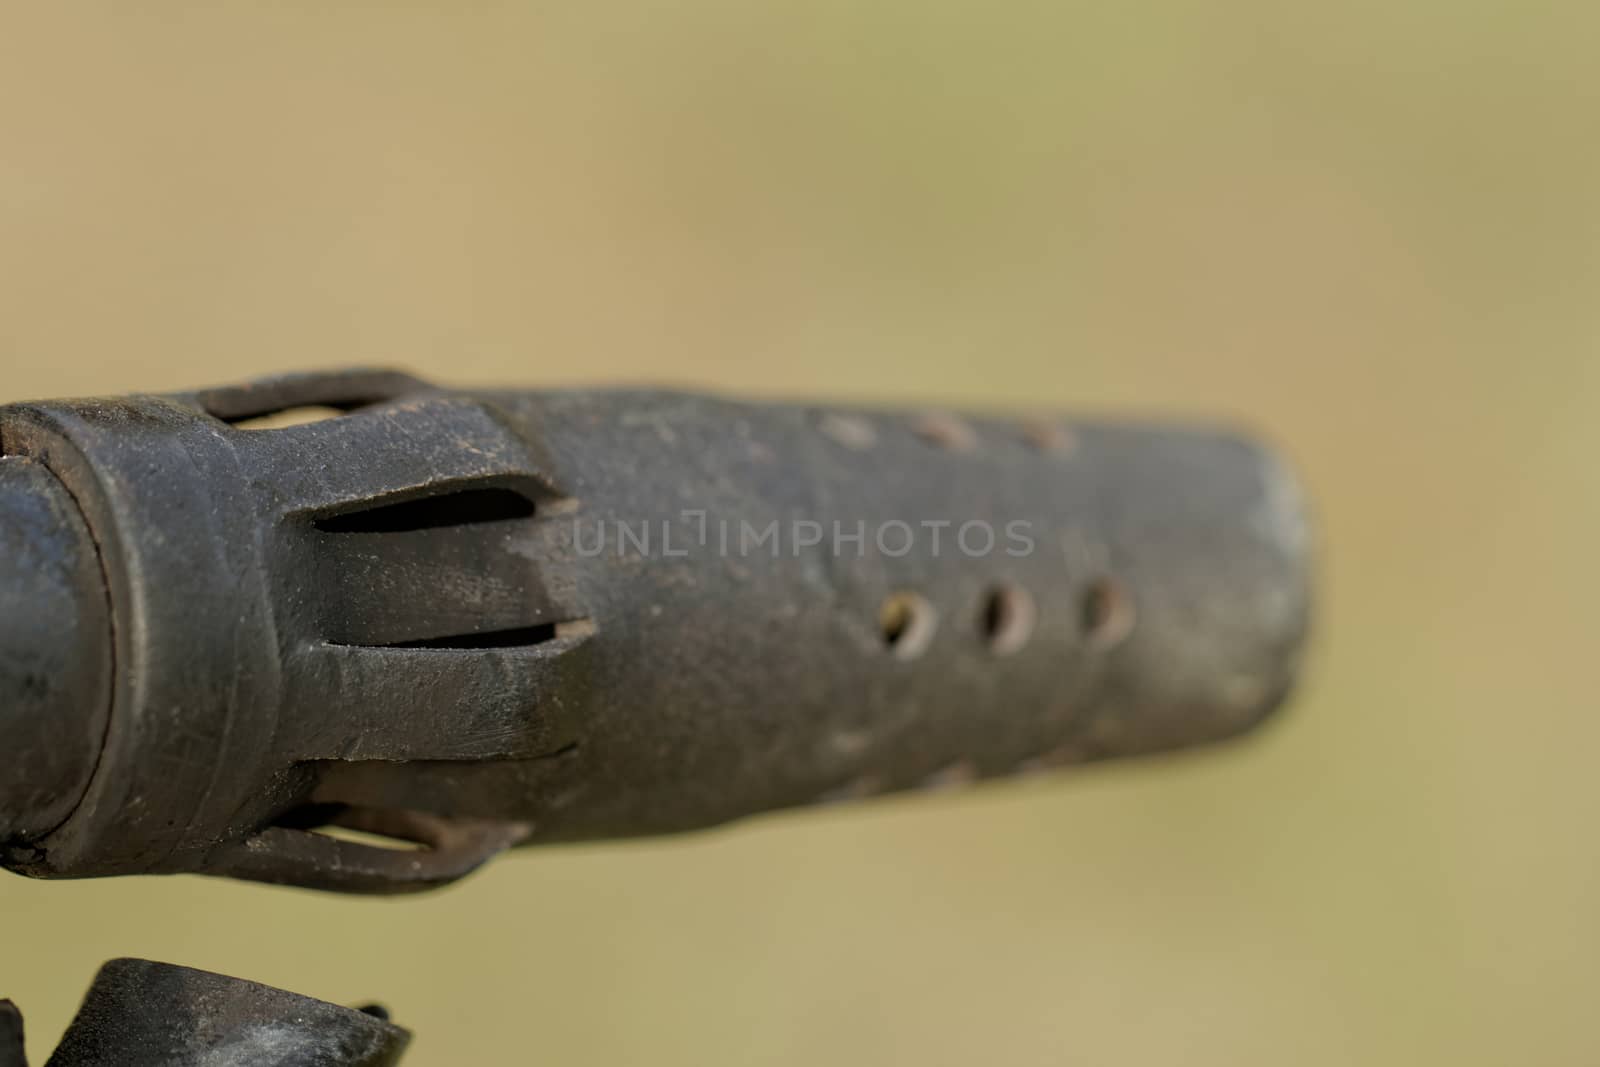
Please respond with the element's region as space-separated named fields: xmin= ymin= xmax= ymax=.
xmin=1 ymin=3 xmax=1594 ymax=1064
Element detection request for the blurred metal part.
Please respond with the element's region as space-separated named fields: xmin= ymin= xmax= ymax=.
xmin=0 ymin=1001 xmax=26 ymax=1067
xmin=0 ymin=369 xmax=1312 ymax=892
xmin=1 ymin=959 xmax=408 ymax=1067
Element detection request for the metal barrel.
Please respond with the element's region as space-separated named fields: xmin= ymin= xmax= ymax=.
xmin=0 ymin=369 xmax=1311 ymax=892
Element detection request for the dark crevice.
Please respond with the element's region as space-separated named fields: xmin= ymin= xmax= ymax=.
xmin=384 ymin=624 xmax=559 ymax=650
xmin=314 ymin=488 xmax=537 ymax=534
xmin=329 ymin=618 xmax=593 ymax=651
xmin=274 ymin=801 xmax=348 ymax=831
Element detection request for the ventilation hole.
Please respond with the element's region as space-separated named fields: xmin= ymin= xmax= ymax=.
xmin=314 ymin=824 xmax=426 ymax=852
xmin=817 ymin=412 xmax=877 ymax=450
xmin=912 ymin=412 xmax=978 ymax=451
xmin=226 ymin=404 xmax=355 ymax=430
xmin=879 ymin=592 xmax=937 ymax=659
xmin=1081 ymin=577 xmax=1135 ymax=650
xmin=201 ymin=370 xmax=424 ymax=424
xmin=337 ymin=618 xmax=593 ymax=651
xmin=272 ymin=803 xmax=426 ymax=852
xmin=314 ymin=488 xmax=537 ymax=533
xmin=1022 ymin=420 xmax=1077 ymax=455
xmin=980 ymin=583 xmax=1036 ymax=656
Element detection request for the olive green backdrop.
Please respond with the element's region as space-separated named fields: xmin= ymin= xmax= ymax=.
xmin=1 ymin=3 xmax=1594 ymax=1064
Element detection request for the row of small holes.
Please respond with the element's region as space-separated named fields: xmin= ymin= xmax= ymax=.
xmin=879 ymin=578 xmax=1133 ymax=659
xmin=830 ymin=411 xmax=1104 ymax=658
xmin=818 ymin=410 xmax=1076 ymax=455
xmin=913 ymin=412 xmax=1077 ymax=455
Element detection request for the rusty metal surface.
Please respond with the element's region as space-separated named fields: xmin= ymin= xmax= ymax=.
xmin=2 ymin=960 xmax=407 ymax=1066
xmin=0 ymin=369 xmax=1311 ymax=892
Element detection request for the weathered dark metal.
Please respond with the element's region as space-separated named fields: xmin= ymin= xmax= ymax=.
xmin=0 ymin=456 xmax=112 ymax=844
xmin=1 ymin=1000 xmax=26 ymax=1067
xmin=3 ymin=959 xmax=408 ymax=1066
xmin=0 ymin=369 xmax=1311 ymax=892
